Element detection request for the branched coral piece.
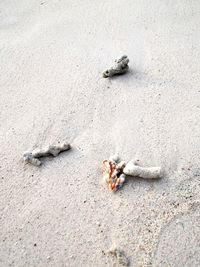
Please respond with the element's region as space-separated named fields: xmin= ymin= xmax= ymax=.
xmin=123 ymin=160 xmax=162 ymax=179
xmin=103 ymin=55 xmax=129 ymax=78
xmin=23 ymin=143 xmax=71 ymax=166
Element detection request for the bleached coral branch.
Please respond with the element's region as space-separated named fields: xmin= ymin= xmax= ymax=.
xmin=123 ymin=160 xmax=162 ymax=179
xmin=23 ymin=143 xmax=71 ymax=166
xmin=103 ymin=55 xmax=129 ymax=78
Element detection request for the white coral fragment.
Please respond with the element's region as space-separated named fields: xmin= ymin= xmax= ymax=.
xmin=23 ymin=143 xmax=71 ymax=166
xmin=103 ymin=55 xmax=129 ymax=78
xmin=123 ymin=160 xmax=162 ymax=179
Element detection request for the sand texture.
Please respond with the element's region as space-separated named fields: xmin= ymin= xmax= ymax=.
xmin=0 ymin=0 xmax=200 ymax=266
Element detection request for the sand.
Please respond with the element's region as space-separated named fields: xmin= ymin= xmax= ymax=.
xmin=0 ymin=0 xmax=200 ymax=266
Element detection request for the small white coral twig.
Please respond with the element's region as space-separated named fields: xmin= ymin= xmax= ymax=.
xmin=123 ymin=160 xmax=162 ymax=179
xmin=103 ymin=55 xmax=129 ymax=78
xmin=23 ymin=143 xmax=71 ymax=166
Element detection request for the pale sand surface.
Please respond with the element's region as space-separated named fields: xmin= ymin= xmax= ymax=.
xmin=0 ymin=1 xmax=200 ymax=266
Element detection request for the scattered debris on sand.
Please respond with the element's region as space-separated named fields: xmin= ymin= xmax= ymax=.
xmin=103 ymin=55 xmax=129 ymax=78
xmin=109 ymin=247 xmax=129 ymax=266
xmin=23 ymin=143 xmax=71 ymax=166
xmin=102 ymin=155 xmax=162 ymax=191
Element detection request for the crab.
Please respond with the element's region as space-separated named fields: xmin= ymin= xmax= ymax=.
xmin=102 ymin=159 xmax=126 ymax=192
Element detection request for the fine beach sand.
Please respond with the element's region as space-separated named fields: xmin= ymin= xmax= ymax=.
xmin=0 ymin=1 xmax=200 ymax=266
